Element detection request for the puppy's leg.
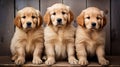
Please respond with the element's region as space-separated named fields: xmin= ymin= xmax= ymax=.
xmin=45 ymin=43 xmax=55 ymax=65
xmin=32 ymin=43 xmax=43 ymax=64
xmin=15 ymin=46 xmax=25 ymax=65
xmin=96 ymin=45 xmax=109 ymax=65
xmin=76 ymin=43 xmax=88 ymax=65
xmin=67 ymin=43 xmax=78 ymax=64
xmin=12 ymin=54 xmax=17 ymax=61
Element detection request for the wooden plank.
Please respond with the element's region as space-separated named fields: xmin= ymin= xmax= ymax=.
xmin=111 ymin=0 xmax=120 ymax=55
xmin=16 ymin=0 xmax=39 ymax=11
xmin=63 ymin=0 xmax=86 ymax=19
xmin=63 ymin=0 xmax=86 ymax=27
xmin=0 ymin=56 xmax=120 ymax=67
xmin=40 ymin=0 xmax=62 ymax=16
xmin=0 ymin=0 xmax=14 ymax=56
xmin=87 ymin=0 xmax=111 ymax=55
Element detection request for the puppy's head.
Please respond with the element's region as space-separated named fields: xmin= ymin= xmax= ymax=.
xmin=14 ymin=7 xmax=42 ymax=30
xmin=77 ymin=7 xmax=107 ymax=30
xmin=44 ymin=3 xmax=74 ymax=27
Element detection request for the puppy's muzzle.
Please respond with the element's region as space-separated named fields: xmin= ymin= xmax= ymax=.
xmin=91 ymin=22 xmax=96 ymax=27
xmin=57 ymin=18 xmax=62 ymax=25
xmin=27 ymin=22 xmax=32 ymax=28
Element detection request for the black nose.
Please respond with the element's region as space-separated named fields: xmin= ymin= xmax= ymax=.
xmin=27 ymin=22 xmax=31 ymax=27
xmin=92 ymin=22 xmax=96 ymax=27
xmin=57 ymin=18 xmax=62 ymax=22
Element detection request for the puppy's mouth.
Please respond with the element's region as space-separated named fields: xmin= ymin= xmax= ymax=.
xmin=26 ymin=27 xmax=32 ymax=29
xmin=24 ymin=27 xmax=32 ymax=31
xmin=27 ymin=26 xmax=32 ymax=28
xmin=91 ymin=28 xmax=96 ymax=30
xmin=56 ymin=24 xmax=64 ymax=27
xmin=90 ymin=27 xmax=98 ymax=31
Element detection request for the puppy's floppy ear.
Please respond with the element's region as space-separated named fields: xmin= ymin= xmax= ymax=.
xmin=14 ymin=14 xmax=22 ymax=28
xmin=36 ymin=10 xmax=43 ymax=27
xmin=100 ymin=11 xmax=107 ymax=28
xmin=68 ymin=10 xmax=74 ymax=23
xmin=43 ymin=10 xmax=51 ymax=25
xmin=76 ymin=10 xmax=85 ymax=27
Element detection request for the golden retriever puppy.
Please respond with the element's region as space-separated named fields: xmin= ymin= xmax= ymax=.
xmin=43 ymin=3 xmax=78 ymax=65
xmin=75 ymin=7 xmax=109 ymax=65
xmin=10 ymin=7 xmax=43 ymax=65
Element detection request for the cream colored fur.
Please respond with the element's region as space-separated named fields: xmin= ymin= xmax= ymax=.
xmin=44 ymin=3 xmax=78 ymax=65
xmin=10 ymin=7 xmax=43 ymax=65
xmin=75 ymin=7 xmax=109 ymax=65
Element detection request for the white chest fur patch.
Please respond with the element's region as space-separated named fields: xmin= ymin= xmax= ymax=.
xmin=55 ymin=41 xmax=67 ymax=59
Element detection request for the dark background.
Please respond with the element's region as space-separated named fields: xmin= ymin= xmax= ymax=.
xmin=0 ymin=0 xmax=119 ymax=56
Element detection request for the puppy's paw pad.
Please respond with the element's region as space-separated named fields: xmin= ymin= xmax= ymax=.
xmin=32 ymin=57 xmax=42 ymax=64
xmin=69 ymin=57 xmax=78 ymax=64
xmin=45 ymin=58 xmax=55 ymax=65
xmin=15 ymin=57 xmax=25 ymax=65
xmin=99 ymin=58 xmax=109 ymax=65
xmin=78 ymin=58 xmax=88 ymax=65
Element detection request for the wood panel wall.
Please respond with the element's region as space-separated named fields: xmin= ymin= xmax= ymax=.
xmin=111 ymin=0 xmax=120 ymax=55
xmin=0 ymin=0 xmax=14 ymax=56
xmin=0 ymin=0 xmax=120 ymax=56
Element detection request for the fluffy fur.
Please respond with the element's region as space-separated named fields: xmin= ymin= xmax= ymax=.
xmin=75 ymin=7 xmax=109 ymax=65
xmin=10 ymin=7 xmax=43 ymax=65
xmin=43 ymin=3 xmax=78 ymax=65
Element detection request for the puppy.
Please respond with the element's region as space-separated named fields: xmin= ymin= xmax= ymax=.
xmin=43 ymin=3 xmax=78 ymax=65
xmin=10 ymin=7 xmax=43 ymax=65
xmin=75 ymin=7 xmax=109 ymax=65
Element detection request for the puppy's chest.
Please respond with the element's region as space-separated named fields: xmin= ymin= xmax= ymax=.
xmin=54 ymin=31 xmax=70 ymax=59
xmin=86 ymin=32 xmax=102 ymax=55
xmin=26 ymin=33 xmax=38 ymax=43
xmin=55 ymin=41 xmax=67 ymax=59
xmin=55 ymin=30 xmax=70 ymax=44
xmin=87 ymin=32 xmax=101 ymax=43
xmin=25 ymin=33 xmax=41 ymax=53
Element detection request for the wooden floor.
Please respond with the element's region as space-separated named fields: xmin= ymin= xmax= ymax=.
xmin=0 ymin=56 xmax=120 ymax=67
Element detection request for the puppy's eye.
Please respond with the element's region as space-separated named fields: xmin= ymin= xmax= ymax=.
xmin=52 ymin=12 xmax=56 ymax=15
xmin=62 ymin=11 xmax=65 ymax=15
xmin=22 ymin=16 xmax=26 ymax=19
xmin=86 ymin=16 xmax=90 ymax=19
xmin=32 ymin=16 xmax=36 ymax=19
xmin=96 ymin=17 xmax=100 ymax=20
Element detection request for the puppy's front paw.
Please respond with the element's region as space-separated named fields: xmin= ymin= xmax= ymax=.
xmin=32 ymin=57 xmax=43 ymax=64
xmin=98 ymin=58 xmax=109 ymax=65
xmin=68 ymin=57 xmax=78 ymax=64
xmin=78 ymin=58 xmax=88 ymax=65
xmin=15 ymin=57 xmax=25 ymax=65
xmin=45 ymin=58 xmax=55 ymax=65
xmin=11 ymin=55 xmax=17 ymax=61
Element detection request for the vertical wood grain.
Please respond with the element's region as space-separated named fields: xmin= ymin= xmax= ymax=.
xmin=111 ymin=0 xmax=120 ymax=55
xmin=16 ymin=0 xmax=39 ymax=11
xmin=1 ymin=0 xmax=120 ymax=56
xmin=0 ymin=0 xmax=14 ymax=56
